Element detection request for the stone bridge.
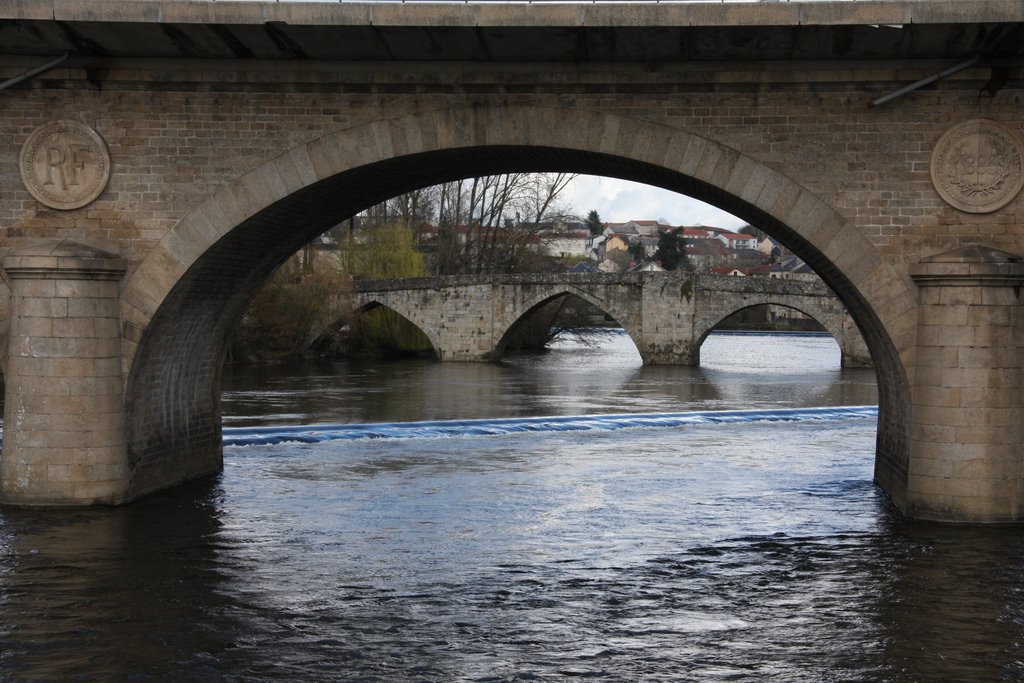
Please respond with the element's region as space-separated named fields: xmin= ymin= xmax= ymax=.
xmin=0 ymin=1 xmax=1023 ymax=522
xmin=353 ymin=273 xmax=871 ymax=367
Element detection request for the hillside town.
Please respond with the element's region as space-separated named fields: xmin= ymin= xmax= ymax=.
xmin=350 ymin=216 xmax=815 ymax=280
xmin=319 ymin=214 xmax=819 ymax=281
xmin=521 ymin=218 xmax=818 ymax=280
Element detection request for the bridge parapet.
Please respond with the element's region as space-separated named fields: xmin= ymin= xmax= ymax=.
xmin=355 ymin=272 xmax=832 ymax=297
xmin=354 ymin=272 xmax=650 ymax=293
xmin=696 ymin=274 xmax=832 ymax=298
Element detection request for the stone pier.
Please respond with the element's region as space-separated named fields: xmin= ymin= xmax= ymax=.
xmin=907 ymin=245 xmax=1024 ymax=522
xmin=0 ymin=240 xmax=128 ymax=506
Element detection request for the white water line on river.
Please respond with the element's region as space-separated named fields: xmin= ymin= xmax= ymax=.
xmin=223 ymin=405 xmax=878 ymax=446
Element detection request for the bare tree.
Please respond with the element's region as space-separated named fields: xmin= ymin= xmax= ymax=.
xmin=373 ymin=171 xmax=579 ymax=275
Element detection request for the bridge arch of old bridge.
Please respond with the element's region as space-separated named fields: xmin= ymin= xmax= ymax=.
xmin=351 ymin=273 xmax=872 ymax=368
xmin=109 ymin=106 xmax=913 ymax=512
xmin=689 ymin=282 xmax=870 ymax=368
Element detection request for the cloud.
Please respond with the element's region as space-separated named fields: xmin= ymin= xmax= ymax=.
xmin=562 ymin=175 xmax=745 ymax=228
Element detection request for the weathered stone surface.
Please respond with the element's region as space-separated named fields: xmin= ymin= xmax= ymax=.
xmin=353 ymin=273 xmax=869 ymax=368
xmin=0 ymin=240 xmax=127 ymax=506
xmin=0 ymin=2 xmax=1019 ymax=520
xmin=908 ymin=245 xmax=1024 ymax=522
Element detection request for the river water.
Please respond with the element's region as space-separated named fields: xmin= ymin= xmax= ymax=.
xmin=2 ymin=331 xmax=1023 ymax=681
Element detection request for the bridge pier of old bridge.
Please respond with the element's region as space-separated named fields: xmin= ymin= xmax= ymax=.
xmin=351 ymin=273 xmax=872 ymax=369
xmin=0 ymin=1 xmax=1022 ymax=522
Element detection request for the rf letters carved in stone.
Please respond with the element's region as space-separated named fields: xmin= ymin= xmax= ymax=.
xmin=19 ymin=120 xmax=111 ymax=210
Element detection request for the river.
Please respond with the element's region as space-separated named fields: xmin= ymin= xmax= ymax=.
xmin=1 ymin=331 xmax=1023 ymax=681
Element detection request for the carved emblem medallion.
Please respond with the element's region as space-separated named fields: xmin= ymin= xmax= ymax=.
xmin=930 ymin=119 xmax=1024 ymax=214
xmin=19 ymin=120 xmax=111 ymax=210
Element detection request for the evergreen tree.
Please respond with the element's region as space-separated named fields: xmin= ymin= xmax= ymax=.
xmin=627 ymin=241 xmax=647 ymax=264
xmin=738 ymin=224 xmax=767 ymax=241
xmin=652 ymin=229 xmax=693 ymax=272
xmin=654 ymin=229 xmax=682 ymax=270
xmin=585 ymin=209 xmax=603 ymax=236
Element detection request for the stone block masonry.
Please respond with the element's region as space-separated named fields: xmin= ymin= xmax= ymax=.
xmin=0 ymin=239 xmax=127 ymax=505
xmin=908 ymin=245 xmax=1024 ymax=522
xmin=353 ymin=273 xmax=869 ymax=368
xmin=0 ymin=1 xmax=1021 ymax=520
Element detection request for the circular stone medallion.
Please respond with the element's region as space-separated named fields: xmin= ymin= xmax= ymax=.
xmin=19 ymin=120 xmax=111 ymax=210
xmin=930 ymin=118 xmax=1024 ymax=214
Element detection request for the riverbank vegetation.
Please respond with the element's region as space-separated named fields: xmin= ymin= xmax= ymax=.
xmin=337 ymin=222 xmax=434 ymax=359
xmin=230 ymin=172 xmax=580 ymax=363
xmin=229 ymin=262 xmax=351 ymax=364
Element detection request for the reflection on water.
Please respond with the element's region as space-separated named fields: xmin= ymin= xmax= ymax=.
xmin=0 ymin=482 xmax=238 ymax=679
xmin=221 ymin=330 xmax=878 ymax=426
xmin=2 ymin=331 xmax=1022 ymax=681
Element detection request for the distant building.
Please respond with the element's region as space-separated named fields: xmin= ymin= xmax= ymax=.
xmin=711 ymin=265 xmax=747 ymax=276
xmin=770 ymin=254 xmax=819 ymax=282
xmin=756 ymin=237 xmax=780 ymax=258
xmin=637 ymin=234 xmax=659 ymax=258
xmin=627 ymin=261 xmax=665 ymax=273
xmin=603 ymin=223 xmax=638 ymax=237
xmin=569 ymin=260 xmax=598 ymax=274
xmin=541 ymin=231 xmax=593 ymax=259
xmin=682 ymin=227 xmax=714 ymax=241
xmin=685 ymin=239 xmax=729 ymax=272
xmin=714 ymin=231 xmax=759 ymax=251
xmin=601 ymin=234 xmax=632 ymax=257
xmin=604 ymin=219 xmax=672 ymax=236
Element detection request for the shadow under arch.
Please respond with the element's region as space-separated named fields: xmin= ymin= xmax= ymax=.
xmin=493 ymin=289 xmax=642 ymax=363
xmin=121 ymin=105 xmax=914 ymax=506
xmin=345 ymin=300 xmax=440 ymax=360
xmin=0 ymin=277 xmax=9 ymax=377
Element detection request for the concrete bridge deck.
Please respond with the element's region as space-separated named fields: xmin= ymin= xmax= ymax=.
xmin=6 ymin=1 xmax=1022 ymax=63
xmin=0 ymin=1 xmax=1022 ymax=521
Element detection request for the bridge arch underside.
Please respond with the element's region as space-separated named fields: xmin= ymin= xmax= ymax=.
xmin=124 ymin=137 xmax=910 ymax=510
xmin=492 ymin=290 xmax=641 ymax=362
xmin=349 ymin=301 xmax=441 ymax=359
xmin=696 ymin=300 xmax=861 ymax=369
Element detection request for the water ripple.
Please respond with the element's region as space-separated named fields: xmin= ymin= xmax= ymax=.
xmin=223 ymin=405 xmax=879 ymax=446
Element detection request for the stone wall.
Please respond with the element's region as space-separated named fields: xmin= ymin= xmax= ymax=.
xmin=0 ymin=13 xmax=1020 ymax=516
xmin=1 ymin=59 xmax=1020 ymax=274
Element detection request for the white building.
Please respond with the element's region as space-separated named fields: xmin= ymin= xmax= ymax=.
xmin=714 ymin=231 xmax=758 ymax=251
xmin=541 ymin=231 xmax=594 ymax=259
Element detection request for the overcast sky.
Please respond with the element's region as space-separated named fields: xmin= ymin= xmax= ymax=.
xmin=561 ymin=175 xmax=746 ymax=229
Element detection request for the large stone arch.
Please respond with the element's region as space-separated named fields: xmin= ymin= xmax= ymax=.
xmin=120 ymin=104 xmax=915 ymax=503
xmin=492 ymin=286 xmax=644 ymax=362
xmin=694 ymin=295 xmax=860 ymax=368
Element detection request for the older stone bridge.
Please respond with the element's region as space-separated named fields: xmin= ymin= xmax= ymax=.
xmin=0 ymin=1 xmax=1023 ymax=522
xmin=353 ymin=273 xmax=871 ymax=367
